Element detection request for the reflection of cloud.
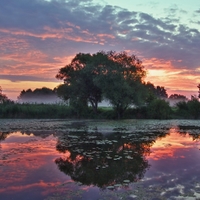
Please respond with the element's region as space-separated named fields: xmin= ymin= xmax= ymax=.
xmin=0 ymin=133 xmax=63 ymax=188
xmin=148 ymin=129 xmax=197 ymax=160
xmin=0 ymin=180 xmax=58 ymax=193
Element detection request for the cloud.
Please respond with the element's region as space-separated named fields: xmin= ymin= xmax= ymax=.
xmin=195 ymin=9 xmax=200 ymax=14
xmin=0 ymin=74 xmax=57 ymax=82
xmin=1 ymin=0 xmax=199 ymax=67
xmin=0 ymin=0 xmax=200 ymax=99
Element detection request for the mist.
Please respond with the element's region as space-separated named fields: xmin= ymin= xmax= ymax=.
xmin=17 ymin=94 xmax=64 ymax=104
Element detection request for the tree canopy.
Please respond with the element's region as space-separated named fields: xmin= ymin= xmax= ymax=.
xmin=56 ymin=51 xmax=146 ymax=118
xmin=145 ymin=82 xmax=168 ymax=99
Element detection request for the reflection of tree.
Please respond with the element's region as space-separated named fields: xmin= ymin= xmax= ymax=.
xmin=0 ymin=132 xmax=9 ymax=149
xmin=0 ymin=132 xmax=8 ymax=141
xmin=178 ymin=125 xmax=200 ymax=141
xmin=55 ymin=130 xmax=168 ymax=188
xmin=0 ymin=130 xmax=54 ymax=144
xmin=22 ymin=131 xmax=55 ymax=138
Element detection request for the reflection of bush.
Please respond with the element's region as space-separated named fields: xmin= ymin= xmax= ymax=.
xmin=22 ymin=130 xmax=55 ymax=138
xmin=0 ymin=132 xmax=8 ymax=141
xmin=0 ymin=131 xmax=54 ymax=141
xmin=0 ymin=132 xmax=9 ymax=149
xmin=55 ymin=131 xmax=167 ymax=188
xmin=178 ymin=125 xmax=200 ymax=140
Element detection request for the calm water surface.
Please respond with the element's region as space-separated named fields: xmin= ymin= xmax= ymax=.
xmin=0 ymin=119 xmax=200 ymax=200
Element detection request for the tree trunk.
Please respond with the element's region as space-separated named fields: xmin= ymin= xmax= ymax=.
xmin=117 ymin=107 xmax=124 ymax=119
xmin=89 ymin=99 xmax=98 ymax=114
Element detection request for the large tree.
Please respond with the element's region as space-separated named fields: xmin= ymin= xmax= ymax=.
xmin=56 ymin=51 xmax=146 ymax=118
xmin=94 ymin=51 xmax=146 ymax=118
xmin=56 ymin=53 xmax=104 ymax=113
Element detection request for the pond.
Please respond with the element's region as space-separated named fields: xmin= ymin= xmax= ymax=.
xmin=0 ymin=119 xmax=200 ymax=200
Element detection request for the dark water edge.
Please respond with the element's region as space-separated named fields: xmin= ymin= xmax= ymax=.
xmin=0 ymin=119 xmax=200 ymax=200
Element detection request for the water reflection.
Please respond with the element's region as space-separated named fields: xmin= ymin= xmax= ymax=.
xmin=0 ymin=131 xmax=67 ymax=200
xmin=178 ymin=125 xmax=200 ymax=141
xmin=0 ymin=132 xmax=8 ymax=141
xmin=0 ymin=132 xmax=8 ymax=150
xmin=55 ymin=129 xmax=169 ymax=188
xmin=1 ymin=120 xmax=200 ymax=200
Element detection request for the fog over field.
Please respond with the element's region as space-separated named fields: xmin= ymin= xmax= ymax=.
xmin=17 ymin=95 xmax=63 ymax=104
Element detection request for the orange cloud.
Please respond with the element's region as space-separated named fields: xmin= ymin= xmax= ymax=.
xmin=143 ymin=57 xmax=200 ymax=97
xmin=0 ymin=25 xmax=116 ymax=46
xmin=0 ymin=132 xmax=77 ymax=198
xmin=0 ymin=53 xmax=76 ymax=99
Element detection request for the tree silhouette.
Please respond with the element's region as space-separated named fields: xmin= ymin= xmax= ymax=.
xmin=0 ymin=86 xmax=9 ymax=104
xmin=56 ymin=51 xmax=146 ymax=118
xmin=197 ymin=84 xmax=200 ymax=98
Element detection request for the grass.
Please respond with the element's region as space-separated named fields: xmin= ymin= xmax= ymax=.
xmin=0 ymin=101 xmax=199 ymax=119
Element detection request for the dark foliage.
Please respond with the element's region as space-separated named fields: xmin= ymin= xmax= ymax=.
xmin=56 ymin=51 xmax=146 ymax=119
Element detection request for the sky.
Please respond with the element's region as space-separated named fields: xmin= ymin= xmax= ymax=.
xmin=1 ymin=0 xmax=200 ymax=100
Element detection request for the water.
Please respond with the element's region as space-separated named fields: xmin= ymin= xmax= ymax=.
xmin=0 ymin=119 xmax=200 ymax=200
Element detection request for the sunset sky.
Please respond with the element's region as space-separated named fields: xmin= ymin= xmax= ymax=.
xmin=1 ymin=0 xmax=200 ymax=100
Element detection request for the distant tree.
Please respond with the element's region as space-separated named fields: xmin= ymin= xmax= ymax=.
xmin=144 ymin=82 xmax=168 ymax=104
xmin=0 ymin=86 xmax=9 ymax=104
xmin=18 ymin=87 xmax=58 ymax=103
xmin=34 ymin=87 xmax=56 ymax=95
xmin=169 ymin=94 xmax=187 ymax=100
xmin=197 ymin=84 xmax=200 ymax=98
xmin=155 ymin=86 xmax=168 ymax=98
xmin=18 ymin=89 xmax=33 ymax=100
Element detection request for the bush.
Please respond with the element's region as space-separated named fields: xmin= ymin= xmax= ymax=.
xmin=0 ymin=103 xmax=74 ymax=119
xmin=146 ymin=99 xmax=171 ymax=119
xmin=175 ymin=98 xmax=200 ymax=119
xmin=175 ymin=101 xmax=189 ymax=118
xmin=187 ymin=98 xmax=200 ymax=119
